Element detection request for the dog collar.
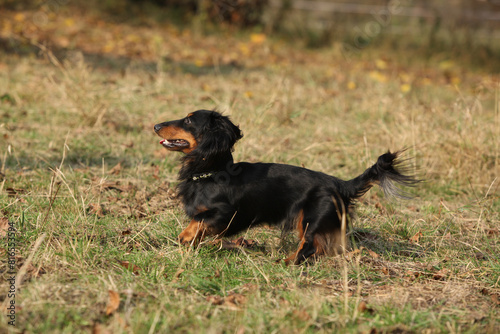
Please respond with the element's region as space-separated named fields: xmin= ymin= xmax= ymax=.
xmin=191 ymin=172 xmax=215 ymax=181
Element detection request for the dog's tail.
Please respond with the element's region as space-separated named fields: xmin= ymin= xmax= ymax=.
xmin=346 ymin=149 xmax=420 ymax=200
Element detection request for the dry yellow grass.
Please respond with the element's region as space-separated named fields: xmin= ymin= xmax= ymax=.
xmin=0 ymin=3 xmax=499 ymax=333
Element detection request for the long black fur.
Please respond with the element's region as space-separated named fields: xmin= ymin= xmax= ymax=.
xmin=154 ymin=110 xmax=420 ymax=264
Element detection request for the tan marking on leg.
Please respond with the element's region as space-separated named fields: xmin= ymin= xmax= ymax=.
xmin=284 ymin=210 xmax=306 ymax=265
xmin=178 ymin=220 xmax=207 ymax=246
xmin=284 ymin=237 xmax=306 ymax=265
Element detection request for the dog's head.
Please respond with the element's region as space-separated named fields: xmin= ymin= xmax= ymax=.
xmin=154 ymin=110 xmax=243 ymax=155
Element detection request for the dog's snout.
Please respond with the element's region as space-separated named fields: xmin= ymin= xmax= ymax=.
xmin=154 ymin=124 xmax=163 ymax=133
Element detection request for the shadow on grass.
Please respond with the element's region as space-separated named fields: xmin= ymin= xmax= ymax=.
xmin=351 ymin=228 xmax=427 ymax=259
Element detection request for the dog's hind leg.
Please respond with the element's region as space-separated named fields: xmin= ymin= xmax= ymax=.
xmin=284 ymin=195 xmax=346 ymax=265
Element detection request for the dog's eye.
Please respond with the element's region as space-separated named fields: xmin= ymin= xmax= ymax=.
xmin=184 ymin=117 xmax=192 ymax=124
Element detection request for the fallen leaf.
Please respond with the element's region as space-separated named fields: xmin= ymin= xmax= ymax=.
xmin=250 ymin=33 xmax=266 ymax=44
xmin=207 ymin=295 xmax=224 ymax=305
xmin=487 ymin=229 xmax=499 ymax=237
xmin=225 ymin=293 xmax=247 ymax=308
xmin=221 ymin=237 xmax=257 ymax=250
xmin=375 ymin=59 xmax=387 ymax=70
xmin=409 ymin=231 xmax=423 ymax=243
xmin=400 ymin=83 xmax=411 ymax=93
xmin=292 ymin=309 xmax=311 ymax=321
xmin=152 ymin=165 xmax=160 ymax=180
xmin=374 ymin=202 xmax=386 ymax=214
xmin=105 ymin=290 xmax=120 ymax=315
xmin=368 ymin=70 xmax=388 ymax=83
xmin=173 ymin=268 xmax=184 ymax=281
xmin=432 ymin=268 xmax=449 ymax=280
xmin=405 ymin=271 xmax=420 ymax=281
xmin=92 ymin=178 xmax=134 ymax=193
xmin=121 ymin=229 xmax=131 ymax=236
xmin=358 ymin=301 xmax=374 ymax=314
xmin=6 ymin=188 xmax=23 ymax=197
xmin=474 ymin=252 xmax=487 ymax=260
xmin=207 ymin=293 xmax=247 ymax=308
xmin=119 ymin=261 xmax=140 ymax=275
xmin=232 ymin=237 xmax=257 ymax=248
xmin=88 ymin=203 xmax=105 ymax=217
xmin=109 ymin=162 xmax=122 ymax=175
xmin=344 ymin=248 xmax=362 ymax=261
xmin=366 ymin=248 xmax=380 ymax=259
xmin=14 ymin=13 xmax=25 ymax=22
xmin=0 ymin=217 xmax=9 ymax=237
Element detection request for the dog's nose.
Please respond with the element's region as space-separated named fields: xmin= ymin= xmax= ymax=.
xmin=154 ymin=124 xmax=163 ymax=133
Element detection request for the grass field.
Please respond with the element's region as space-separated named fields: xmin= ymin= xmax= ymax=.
xmin=0 ymin=4 xmax=499 ymax=333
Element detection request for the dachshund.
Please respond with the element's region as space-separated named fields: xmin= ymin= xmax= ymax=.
xmin=154 ymin=110 xmax=419 ymax=264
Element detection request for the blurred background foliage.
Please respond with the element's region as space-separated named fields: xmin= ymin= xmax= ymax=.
xmin=1 ymin=0 xmax=500 ymax=71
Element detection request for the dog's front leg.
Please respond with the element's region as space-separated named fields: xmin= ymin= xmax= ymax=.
xmin=178 ymin=220 xmax=207 ymax=246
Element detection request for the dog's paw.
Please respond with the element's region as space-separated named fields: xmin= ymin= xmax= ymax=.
xmin=178 ymin=220 xmax=207 ymax=246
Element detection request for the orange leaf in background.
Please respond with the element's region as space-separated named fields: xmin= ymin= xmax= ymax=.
xmin=14 ymin=13 xmax=25 ymax=22
xmin=400 ymin=84 xmax=411 ymax=93
xmin=439 ymin=60 xmax=454 ymax=70
xmin=64 ymin=18 xmax=75 ymax=27
xmin=105 ymin=290 xmax=120 ymax=315
xmin=250 ymin=33 xmax=266 ymax=44
xmin=375 ymin=59 xmax=387 ymax=70
xmin=238 ymin=43 xmax=250 ymax=55
xmin=368 ymin=71 xmax=388 ymax=83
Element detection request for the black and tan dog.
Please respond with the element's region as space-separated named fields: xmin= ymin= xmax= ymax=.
xmin=154 ymin=110 xmax=419 ymax=264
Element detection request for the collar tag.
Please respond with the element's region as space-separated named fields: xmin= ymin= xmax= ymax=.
xmin=192 ymin=172 xmax=214 ymax=181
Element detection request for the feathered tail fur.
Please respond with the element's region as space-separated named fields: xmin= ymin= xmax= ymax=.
xmin=348 ymin=149 xmax=420 ymax=201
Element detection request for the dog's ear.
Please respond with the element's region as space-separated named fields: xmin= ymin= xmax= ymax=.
xmin=198 ymin=112 xmax=243 ymax=155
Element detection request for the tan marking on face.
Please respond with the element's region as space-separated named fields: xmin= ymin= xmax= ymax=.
xmin=156 ymin=125 xmax=197 ymax=153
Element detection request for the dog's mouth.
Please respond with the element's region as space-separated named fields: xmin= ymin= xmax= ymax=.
xmin=160 ymin=139 xmax=190 ymax=149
